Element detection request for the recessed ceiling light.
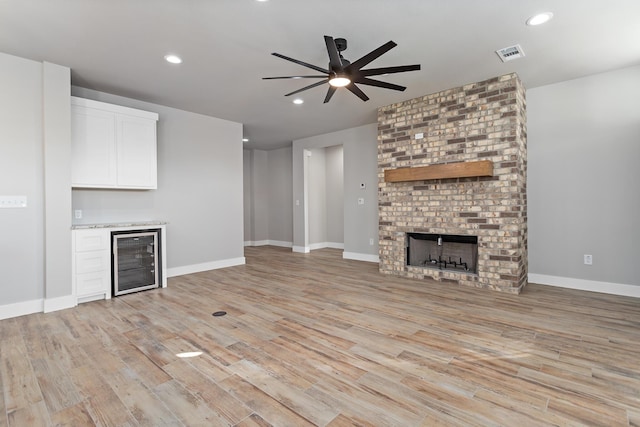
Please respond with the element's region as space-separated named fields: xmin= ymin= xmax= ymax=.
xmin=255 ymin=0 xmax=268 ymax=2
xmin=242 ymin=138 xmax=249 ymax=142
xmin=164 ymin=54 xmax=182 ymax=64
xmin=526 ymin=12 xmax=553 ymax=26
xmin=293 ymin=98 xmax=304 ymax=105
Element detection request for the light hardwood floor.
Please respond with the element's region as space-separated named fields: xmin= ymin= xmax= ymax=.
xmin=2 ymin=246 xmax=640 ymax=426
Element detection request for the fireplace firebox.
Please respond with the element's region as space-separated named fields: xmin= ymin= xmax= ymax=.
xmin=407 ymin=233 xmax=478 ymax=275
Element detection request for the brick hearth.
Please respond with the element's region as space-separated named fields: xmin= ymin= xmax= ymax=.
xmin=377 ymin=73 xmax=527 ymax=293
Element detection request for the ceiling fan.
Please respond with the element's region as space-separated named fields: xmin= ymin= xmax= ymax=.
xmin=263 ymin=35 xmax=421 ymax=103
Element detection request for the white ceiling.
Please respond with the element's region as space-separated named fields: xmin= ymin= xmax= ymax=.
xmin=1 ymin=0 xmax=639 ymax=149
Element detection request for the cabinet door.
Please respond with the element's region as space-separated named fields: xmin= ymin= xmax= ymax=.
xmin=71 ymin=106 xmax=117 ymax=187
xmin=116 ymin=115 xmax=157 ymax=189
xmin=73 ymin=229 xmax=111 ymax=300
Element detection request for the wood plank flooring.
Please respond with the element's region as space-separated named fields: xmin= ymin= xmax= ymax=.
xmin=2 ymin=246 xmax=640 ymax=426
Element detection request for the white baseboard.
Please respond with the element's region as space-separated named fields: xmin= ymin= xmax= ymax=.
xmin=343 ymin=252 xmax=380 ymax=263
xmin=244 ymin=240 xmax=293 ymax=248
xmin=0 ymin=299 xmax=43 ymax=320
xmin=528 ymin=273 xmax=640 ymax=298
xmin=167 ymin=257 xmax=246 ymax=278
xmin=309 ymin=242 xmax=344 ymax=250
xmin=292 ymin=246 xmax=310 ymax=253
xmin=244 ymin=240 xmax=268 ymax=246
xmin=43 ymin=295 xmax=76 ymax=313
xmin=267 ymin=240 xmax=293 ymax=248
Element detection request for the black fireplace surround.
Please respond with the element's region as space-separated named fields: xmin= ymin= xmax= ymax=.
xmin=407 ymin=233 xmax=478 ymax=274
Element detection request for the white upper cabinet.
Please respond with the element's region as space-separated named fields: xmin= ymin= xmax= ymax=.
xmin=71 ymin=97 xmax=159 ymax=189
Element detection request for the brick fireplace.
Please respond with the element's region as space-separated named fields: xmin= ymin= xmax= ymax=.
xmin=377 ymin=73 xmax=527 ymax=293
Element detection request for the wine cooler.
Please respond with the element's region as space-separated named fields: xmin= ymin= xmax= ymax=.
xmin=112 ymin=229 xmax=161 ymax=296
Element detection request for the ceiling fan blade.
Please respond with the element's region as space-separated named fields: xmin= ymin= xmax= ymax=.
xmin=272 ymin=52 xmax=329 ymax=74
xmin=359 ymin=64 xmax=421 ymax=77
xmin=354 ymin=77 xmax=406 ymax=91
xmin=346 ymin=83 xmax=370 ymax=102
xmin=263 ymin=75 xmax=328 ymax=80
xmin=346 ymin=41 xmax=397 ymax=71
xmin=323 ymin=86 xmax=337 ymax=103
xmin=284 ymin=79 xmax=328 ymax=97
xmin=324 ymin=36 xmax=343 ymax=70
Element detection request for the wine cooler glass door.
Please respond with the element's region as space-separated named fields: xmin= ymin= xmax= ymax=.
xmin=113 ymin=231 xmax=159 ymax=296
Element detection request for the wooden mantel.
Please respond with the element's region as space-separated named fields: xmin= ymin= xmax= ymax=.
xmin=384 ymin=160 xmax=493 ymax=183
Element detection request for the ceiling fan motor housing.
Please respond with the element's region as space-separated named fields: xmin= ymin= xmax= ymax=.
xmin=335 ymin=38 xmax=347 ymax=52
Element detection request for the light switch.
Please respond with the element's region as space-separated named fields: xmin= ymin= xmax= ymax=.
xmin=0 ymin=196 xmax=27 ymax=208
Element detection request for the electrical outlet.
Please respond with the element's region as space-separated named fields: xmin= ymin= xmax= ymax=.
xmin=74 ymin=209 xmax=83 ymax=219
xmin=357 ymin=198 xmax=364 ymax=205
xmin=584 ymin=254 xmax=593 ymax=265
xmin=369 ymin=238 xmax=374 ymax=246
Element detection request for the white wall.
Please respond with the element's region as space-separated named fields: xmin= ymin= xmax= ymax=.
xmin=0 ymin=52 xmax=72 ymax=318
xmin=71 ymin=87 xmax=245 ymax=275
xmin=293 ymin=123 xmax=378 ymax=260
xmin=527 ymin=64 xmax=640 ymax=296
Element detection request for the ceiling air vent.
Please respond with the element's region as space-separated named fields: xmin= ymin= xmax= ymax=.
xmin=496 ymin=44 xmax=525 ymax=62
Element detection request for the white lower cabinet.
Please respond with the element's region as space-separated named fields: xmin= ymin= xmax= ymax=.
xmin=72 ymin=224 xmax=167 ymax=304
xmin=73 ymin=229 xmax=111 ymax=302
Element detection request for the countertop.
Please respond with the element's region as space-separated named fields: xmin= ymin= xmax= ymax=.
xmin=71 ymin=220 xmax=168 ymax=230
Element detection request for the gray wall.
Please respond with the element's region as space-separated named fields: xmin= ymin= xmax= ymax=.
xmin=243 ymin=146 xmax=293 ymax=246
xmin=342 ymin=129 xmax=378 ymax=258
xmin=0 ymin=53 xmax=45 ymax=306
xmin=249 ymin=149 xmax=270 ymax=243
xmin=325 ymin=145 xmax=344 ymax=245
xmin=72 ymin=87 xmax=244 ymax=270
xmin=243 ymin=149 xmax=253 ymax=242
xmin=306 ymin=145 xmax=344 ymax=247
xmin=527 ymin=64 xmax=640 ymax=290
xmin=308 ymin=148 xmax=327 ymax=246
xmin=0 ymin=52 xmax=72 ymax=313
xmin=43 ymin=62 xmax=72 ymax=304
xmin=293 ymin=123 xmax=378 ymax=259
xmin=267 ymin=147 xmax=293 ymax=244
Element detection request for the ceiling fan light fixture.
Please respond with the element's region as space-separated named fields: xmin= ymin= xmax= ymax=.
xmin=263 ymin=35 xmax=419 ymax=103
xmin=329 ymin=76 xmax=351 ymax=87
